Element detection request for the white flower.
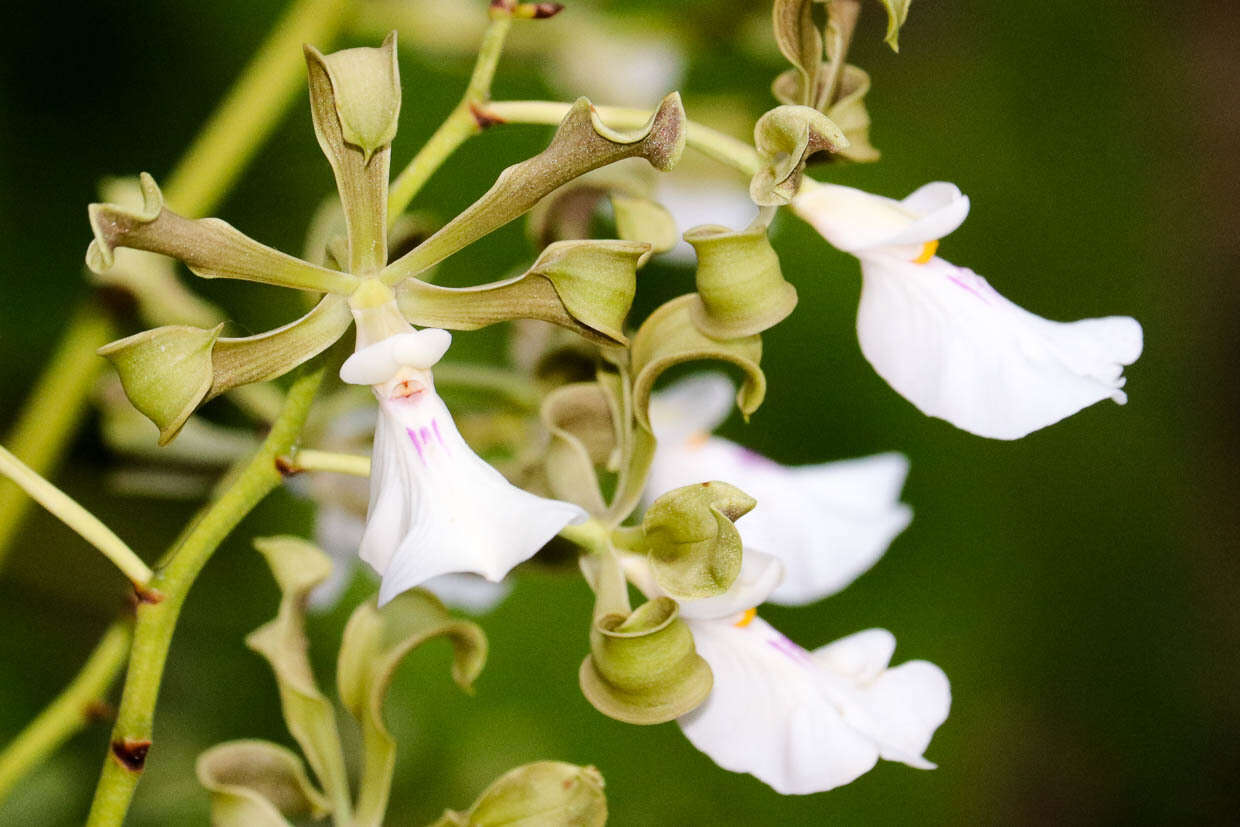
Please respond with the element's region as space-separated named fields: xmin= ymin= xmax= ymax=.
xmin=793 ymin=181 xmax=1144 ymax=439
xmin=623 ymin=552 xmax=950 ymax=795
xmin=646 ymin=373 xmax=912 ymax=605
xmin=341 ymin=299 xmax=586 ymax=606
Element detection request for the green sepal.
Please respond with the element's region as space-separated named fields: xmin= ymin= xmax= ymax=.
xmin=526 ymin=165 xmax=652 ymax=249
xmin=381 ymin=94 xmax=686 ymax=286
xmin=245 ymin=537 xmax=351 ymax=819
xmin=195 ymin=739 xmax=331 ymax=827
xmin=99 ymin=295 xmax=351 ymax=444
xmin=877 ymin=0 xmax=912 ymax=51
xmin=305 ymin=32 xmax=399 ymax=274
xmin=580 ymin=595 xmax=713 ymax=725
xmin=540 ymin=382 xmax=616 ymax=515
xmin=338 ymin=589 xmax=487 ymax=826
xmin=432 ymin=762 xmax=607 ymax=827
xmin=611 ymin=195 xmax=677 ymax=262
xmin=629 ymin=294 xmax=767 ymax=431
xmin=771 ymin=0 xmax=822 ymax=107
xmin=770 ymin=64 xmax=879 ymax=163
xmin=750 ymin=105 xmax=848 ymax=206
xmin=684 ymin=219 xmax=797 ymax=339
xmin=97 ymin=323 xmax=223 ymax=446
xmin=86 ymin=173 xmax=359 ymax=294
xmin=398 ymin=240 xmax=647 ymax=345
xmin=642 ymin=482 xmax=755 ymax=599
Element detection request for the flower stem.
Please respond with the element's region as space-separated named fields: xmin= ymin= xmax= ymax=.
xmin=0 ymin=303 xmax=115 ymax=570
xmin=0 ymin=446 xmax=153 ymax=589
xmin=0 ymin=621 xmax=133 ymax=803
xmin=85 ymin=365 xmax=325 ymax=827
xmin=387 ymin=15 xmax=513 ymax=223
xmin=0 ymin=0 xmax=354 ymax=571
xmin=161 ymin=0 xmax=358 ymax=216
xmin=482 ymin=100 xmax=765 ymax=177
xmin=282 ymin=448 xmax=371 ymax=478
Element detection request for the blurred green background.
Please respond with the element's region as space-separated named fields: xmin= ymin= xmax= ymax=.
xmin=1 ymin=0 xmax=1236 ymax=823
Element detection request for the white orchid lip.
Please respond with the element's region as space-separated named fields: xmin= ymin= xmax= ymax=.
xmin=793 ymin=181 xmax=970 ymax=259
xmin=339 ymin=328 xmax=452 ymax=386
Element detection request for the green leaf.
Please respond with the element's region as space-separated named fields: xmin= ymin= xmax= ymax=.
xmin=86 ymin=173 xmax=360 ymax=294
xmin=684 ymin=218 xmax=797 ymax=339
xmin=629 ymin=294 xmax=767 ymax=432
xmin=99 ymin=295 xmax=352 ymax=444
xmin=381 ymin=94 xmax=686 ymax=286
xmin=876 ymin=0 xmax=912 ymax=51
xmin=750 ymin=105 xmax=848 ymax=206
xmin=398 ymin=240 xmax=647 ymax=345
xmin=305 ymin=32 xmax=400 ymax=274
xmin=338 ymin=589 xmax=487 ymax=827
xmin=433 ymin=762 xmax=607 ymax=827
xmin=246 ymin=537 xmax=352 ymax=820
xmin=642 ymin=482 xmax=756 ymax=599
xmin=196 ymin=739 xmax=330 ymax=827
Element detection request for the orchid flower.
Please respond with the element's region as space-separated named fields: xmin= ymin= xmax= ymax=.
xmin=646 ymin=373 xmax=912 ymax=605
xmin=793 ymin=181 xmax=1144 ymax=439
xmin=621 ymin=551 xmax=950 ymax=795
xmin=341 ymin=292 xmax=586 ymax=606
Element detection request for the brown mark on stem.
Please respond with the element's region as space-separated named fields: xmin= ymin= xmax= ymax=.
xmin=469 ymin=102 xmax=505 ymax=130
xmin=274 ymin=455 xmax=301 ymax=477
xmin=111 ymin=738 xmax=151 ymax=772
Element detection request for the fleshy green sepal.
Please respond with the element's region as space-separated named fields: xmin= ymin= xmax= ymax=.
xmin=642 ymin=481 xmax=755 ymax=599
xmin=684 ymin=219 xmax=797 ymax=339
xmin=432 ymin=762 xmax=607 ymax=827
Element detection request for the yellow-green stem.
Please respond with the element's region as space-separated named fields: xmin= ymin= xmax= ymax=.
xmin=0 ymin=304 xmax=114 ymax=569
xmin=284 ymin=448 xmax=371 ymax=477
xmin=0 ymin=446 xmax=152 ymax=588
xmin=0 ymin=622 xmax=133 ymax=804
xmin=387 ymin=15 xmax=513 ymax=223
xmin=85 ymin=365 xmax=325 ymax=827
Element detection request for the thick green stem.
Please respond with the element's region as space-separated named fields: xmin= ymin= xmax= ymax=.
xmin=0 ymin=622 xmax=133 ymax=804
xmin=387 ymin=16 xmax=513 ymax=223
xmin=0 ymin=303 xmax=114 ymax=569
xmin=85 ymin=366 xmax=324 ymax=827
xmin=483 ymin=100 xmax=765 ymax=177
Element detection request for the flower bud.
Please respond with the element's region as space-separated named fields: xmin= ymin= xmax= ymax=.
xmin=437 ymin=761 xmax=605 ymax=827
xmin=579 ymin=597 xmax=712 ymax=725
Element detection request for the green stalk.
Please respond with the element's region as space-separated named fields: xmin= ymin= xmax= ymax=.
xmin=0 ymin=622 xmax=133 ymax=803
xmin=85 ymin=365 xmax=324 ymax=827
xmin=0 ymin=446 xmax=152 ymax=589
xmin=0 ymin=304 xmax=114 ymax=568
xmin=387 ymin=15 xmax=513 ymax=223
xmin=0 ymin=0 xmax=356 ymax=570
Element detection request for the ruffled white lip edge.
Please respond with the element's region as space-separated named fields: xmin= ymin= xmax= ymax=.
xmin=340 ymin=328 xmax=452 ymax=385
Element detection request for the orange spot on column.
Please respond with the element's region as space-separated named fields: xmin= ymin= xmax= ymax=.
xmin=914 ymin=240 xmax=939 ymax=264
xmin=733 ymin=607 xmax=757 ymax=628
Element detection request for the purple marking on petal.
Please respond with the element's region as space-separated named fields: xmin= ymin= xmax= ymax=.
xmin=406 ymin=427 xmax=426 ymax=462
xmin=419 ymin=426 xmax=432 ymax=453
xmin=431 ymin=418 xmax=447 ymax=449
xmin=767 ymin=633 xmax=813 ymax=666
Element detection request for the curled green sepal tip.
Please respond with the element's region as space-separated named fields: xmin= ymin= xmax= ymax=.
xmin=196 ymin=739 xmax=331 ymax=827
xmin=684 ymin=219 xmax=796 ymax=339
xmin=750 ymin=105 xmax=848 ymax=206
xmin=642 ymin=482 xmax=755 ymax=599
xmin=580 ymin=596 xmax=713 ymax=725
xmin=434 ymin=761 xmax=607 ymax=827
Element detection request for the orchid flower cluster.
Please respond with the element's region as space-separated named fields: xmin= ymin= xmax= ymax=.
xmin=0 ymin=0 xmax=1143 ymax=823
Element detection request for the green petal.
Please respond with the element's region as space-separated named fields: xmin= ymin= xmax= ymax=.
xmin=434 ymin=762 xmax=607 ymax=827
xmin=771 ymin=0 xmax=823 ymax=106
xmin=381 ymin=94 xmax=686 ymax=286
xmin=629 ymin=294 xmax=767 ymax=432
xmin=684 ymin=219 xmax=797 ymax=339
xmin=642 ymin=482 xmax=756 ymax=600
xmin=876 ymin=0 xmax=912 ymax=51
xmin=246 ymin=537 xmax=351 ymax=818
xmin=749 ymin=105 xmax=848 ymax=206
xmin=540 ymin=382 xmax=617 ymax=516
xmin=337 ymin=590 xmax=487 ymax=825
xmin=196 ymin=739 xmax=330 ymax=826
xmin=305 ymin=32 xmax=400 ymax=274
xmin=86 ymin=173 xmax=359 ymax=294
